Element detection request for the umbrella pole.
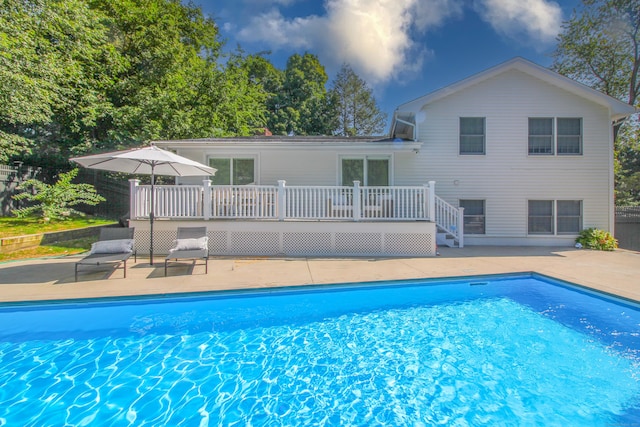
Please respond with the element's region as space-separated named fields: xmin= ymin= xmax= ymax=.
xmin=150 ymin=169 xmax=155 ymax=265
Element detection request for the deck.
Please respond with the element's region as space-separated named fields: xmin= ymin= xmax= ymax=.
xmin=128 ymin=180 xmax=463 ymax=257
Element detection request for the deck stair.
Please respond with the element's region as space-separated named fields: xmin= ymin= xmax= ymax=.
xmin=434 ymin=195 xmax=464 ymax=248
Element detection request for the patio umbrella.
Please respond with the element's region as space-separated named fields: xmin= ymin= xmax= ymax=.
xmin=71 ymin=145 xmax=216 ymax=265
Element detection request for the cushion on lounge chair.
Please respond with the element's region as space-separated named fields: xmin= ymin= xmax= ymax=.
xmin=165 ymin=227 xmax=208 ymax=276
xmin=75 ymin=227 xmax=136 ymax=281
xmin=90 ymin=239 xmax=134 ymax=255
xmin=169 ymin=237 xmax=208 ymax=252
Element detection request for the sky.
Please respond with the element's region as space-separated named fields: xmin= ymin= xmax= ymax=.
xmin=197 ymin=0 xmax=582 ymax=121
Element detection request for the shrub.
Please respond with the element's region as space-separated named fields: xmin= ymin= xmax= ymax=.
xmin=576 ymin=228 xmax=618 ymax=251
xmin=12 ymin=168 xmax=106 ymax=221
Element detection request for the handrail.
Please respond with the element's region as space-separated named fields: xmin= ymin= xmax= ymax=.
xmin=129 ymin=180 xmax=440 ymax=223
xmin=434 ymin=195 xmax=464 ymax=247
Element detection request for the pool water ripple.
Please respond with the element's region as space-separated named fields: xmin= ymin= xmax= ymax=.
xmin=1 ymin=277 xmax=640 ymax=425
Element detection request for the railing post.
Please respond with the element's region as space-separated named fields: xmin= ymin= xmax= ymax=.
xmin=427 ymin=181 xmax=436 ymax=221
xmin=278 ymin=180 xmax=286 ymax=221
xmin=129 ymin=179 xmax=139 ymax=219
xmin=202 ymin=179 xmax=211 ymax=220
xmin=457 ymin=207 xmax=465 ymax=248
xmin=353 ymin=181 xmax=361 ymax=221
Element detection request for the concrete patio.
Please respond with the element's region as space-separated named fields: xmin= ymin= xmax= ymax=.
xmin=0 ymin=246 xmax=638 ymax=304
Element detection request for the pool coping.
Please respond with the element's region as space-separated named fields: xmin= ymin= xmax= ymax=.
xmin=0 ymin=246 xmax=638 ymax=304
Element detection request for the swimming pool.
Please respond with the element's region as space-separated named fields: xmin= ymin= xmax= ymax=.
xmin=0 ymin=273 xmax=639 ymax=425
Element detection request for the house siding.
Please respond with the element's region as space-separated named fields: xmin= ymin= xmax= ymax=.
xmin=405 ymin=69 xmax=612 ymax=245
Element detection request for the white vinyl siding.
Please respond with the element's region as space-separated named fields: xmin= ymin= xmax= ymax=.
xmin=410 ymin=68 xmax=611 ymax=244
xmin=459 ymin=117 xmax=485 ymax=154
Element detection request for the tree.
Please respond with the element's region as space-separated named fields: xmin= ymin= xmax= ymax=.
xmin=0 ymin=0 xmax=118 ymax=164
xmin=552 ymin=0 xmax=640 ymax=106
xmin=1 ymin=0 xmax=268 ymax=166
xmin=330 ymin=63 xmax=387 ymax=136
xmin=615 ymin=118 xmax=640 ymax=204
xmin=552 ymin=0 xmax=640 ymax=203
xmin=12 ymin=168 xmax=106 ymax=221
xmin=266 ymin=53 xmax=335 ymax=135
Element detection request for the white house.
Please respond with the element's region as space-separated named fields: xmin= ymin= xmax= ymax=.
xmin=391 ymin=57 xmax=635 ymax=246
xmin=132 ymin=57 xmax=635 ymax=256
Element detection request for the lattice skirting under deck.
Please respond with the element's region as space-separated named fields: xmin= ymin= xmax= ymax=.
xmin=129 ymin=220 xmax=436 ymax=257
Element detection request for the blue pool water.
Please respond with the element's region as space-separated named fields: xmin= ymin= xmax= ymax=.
xmin=0 ymin=274 xmax=639 ymax=426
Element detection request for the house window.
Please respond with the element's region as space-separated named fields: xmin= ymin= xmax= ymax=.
xmin=528 ymin=200 xmax=554 ymax=234
xmin=529 ymin=118 xmax=582 ymax=155
xmin=341 ymin=157 xmax=390 ymax=186
xmin=460 ymin=199 xmax=485 ymax=234
xmin=557 ymin=200 xmax=582 ymax=233
xmin=460 ymin=117 xmax=485 ymax=154
xmin=528 ymin=118 xmax=554 ymax=154
xmin=208 ymin=158 xmax=255 ymax=185
xmin=528 ymin=200 xmax=583 ymax=235
xmin=557 ymin=118 xmax=582 ymax=154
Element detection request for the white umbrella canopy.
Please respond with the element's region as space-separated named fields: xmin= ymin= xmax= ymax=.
xmin=70 ymin=145 xmax=216 ymax=176
xmin=71 ymin=145 xmax=216 ymax=265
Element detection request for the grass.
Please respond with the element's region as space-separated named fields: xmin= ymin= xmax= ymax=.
xmin=0 ymin=216 xmax=117 ymax=238
xmin=0 ymin=216 xmax=118 ymax=262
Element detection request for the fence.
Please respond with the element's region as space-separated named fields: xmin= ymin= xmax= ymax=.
xmin=0 ymin=164 xmax=42 ymax=216
xmin=616 ymin=206 xmax=640 ymax=251
xmin=0 ymin=165 xmax=129 ymax=219
xmin=74 ymin=169 xmax=130 ymax=219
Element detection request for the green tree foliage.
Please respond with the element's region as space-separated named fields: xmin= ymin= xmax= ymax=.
xmin=552 ymin=0 xmax=640 ymax=105
xmin=0 ymin=0 xmax=268 ymax=165
xmin=552 ymin=0 xmax=640 ymax=203
xmin=0 ymin=0 xmax=118 ymax=164
xmin=266 ymin=53 xmax=336 ymax=135
xmin=330 ymin=63 xmax=387 ymax=136
xmin=12 ymin=168 xmax=106 ymax=220
xmin=2 ymin=0 xmax=391 ymax=169
xmin=615 ymin=119 xmax=640 ymax=204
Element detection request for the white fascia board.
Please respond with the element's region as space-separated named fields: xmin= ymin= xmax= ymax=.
xmin=152 ymin=139 xmax=423 ymax=152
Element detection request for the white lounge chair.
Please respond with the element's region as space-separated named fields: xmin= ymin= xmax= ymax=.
xmin=75 ymin=227 xmax=136 ymax=281
xmin=165 ymin=227 xmax=209 ymax=276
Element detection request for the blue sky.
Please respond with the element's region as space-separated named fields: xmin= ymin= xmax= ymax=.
xmin=197 ymin=0 xmax=581 ymax=120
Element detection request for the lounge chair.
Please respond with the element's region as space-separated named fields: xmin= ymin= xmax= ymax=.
xmin=165 ymin=227 xmax=209 ymax=276
xmin=75 ymin=227 xmax=136 ymax=281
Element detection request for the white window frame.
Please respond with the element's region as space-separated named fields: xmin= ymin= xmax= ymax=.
xmin=528 ymin=117 xmax=583 ymax=156
xmin=339 ymin=155 xmax=393 ymax=186
xmin=460 ymin=199 xmax=485 ymax=235
xmin=459 ymin=117 xmax=486 ymax=155
xmin=528 ymin=199 xmax=583 ymax=235
xmin=557 ymin=200 xmax=583 ymax=234
xmin=556 ymin=118 xmax=583 ymax=155
xmin=207 ymin=155 xmax=258 ymax=185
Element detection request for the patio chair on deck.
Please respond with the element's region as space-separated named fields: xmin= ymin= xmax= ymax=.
xmin=75 ymin=227 xmax=136 ymax=281
xmin=165 ymin=227 xmax=209 ymax=276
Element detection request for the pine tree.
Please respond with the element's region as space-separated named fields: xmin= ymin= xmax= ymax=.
xmin=330 ymin=64 xmax=387 ymax=136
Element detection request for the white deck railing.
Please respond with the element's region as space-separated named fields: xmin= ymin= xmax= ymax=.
xmin=129 ymin=179 xmax=462 ymax=238
xmin=435 ymin=195 xmax=464 ymax=247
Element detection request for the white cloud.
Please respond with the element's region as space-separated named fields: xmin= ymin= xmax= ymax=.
xmin=234 ymin=0 xmax=562 ymax=85
xmin=237 ymin=0 xmax=463 ymax=85
xmin=237 ymin=9 xmax=319 ymax=49
xmin=474 ymin=0 xmax=563 ymax=45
